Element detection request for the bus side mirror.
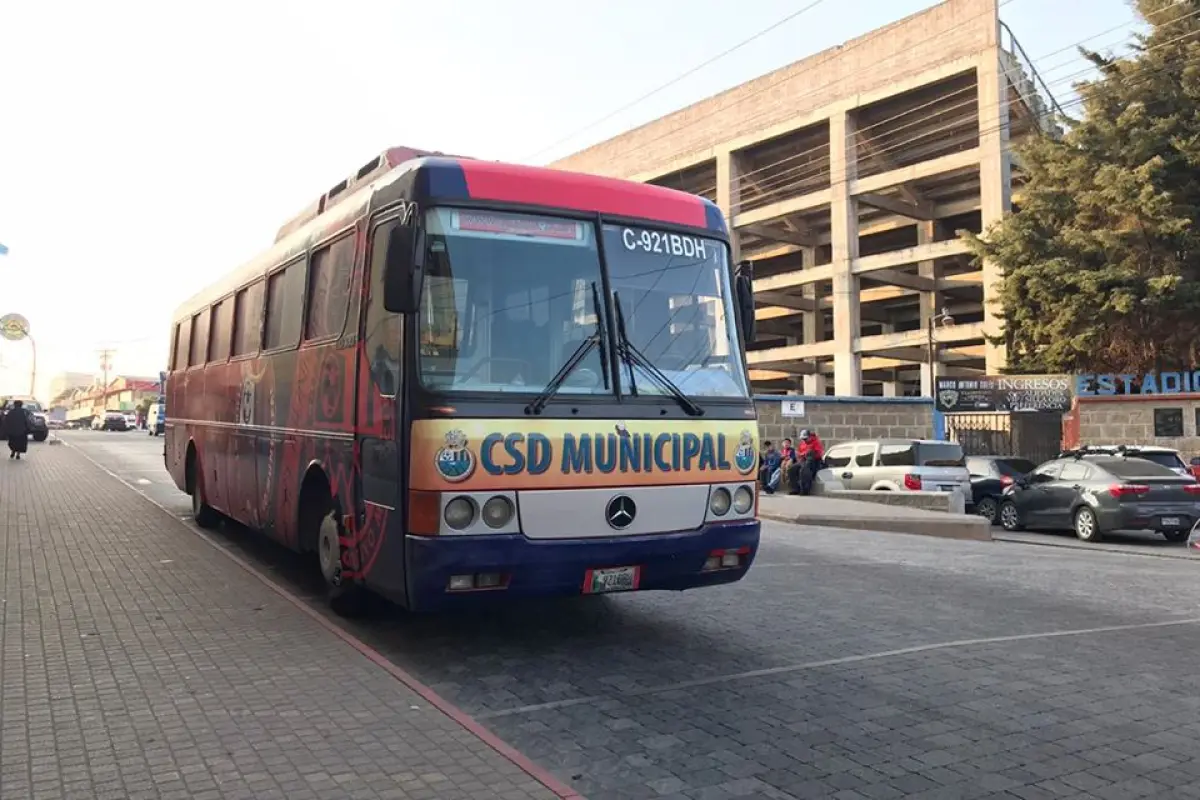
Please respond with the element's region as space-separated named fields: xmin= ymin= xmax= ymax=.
xmin=382 ymin=224 xmax=425 ymax=314
xmin=735 ymin=260 xmax=756 ymax=343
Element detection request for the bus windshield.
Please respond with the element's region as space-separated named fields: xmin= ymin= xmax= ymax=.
xmin=417 ymin=208 xmax=749 ymax=400
xmin=602 ymin=224 xmax=748 ymax=399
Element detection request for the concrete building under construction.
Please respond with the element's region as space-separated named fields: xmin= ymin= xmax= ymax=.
xmin=552 ymin=0 xmax=1061 ymax=396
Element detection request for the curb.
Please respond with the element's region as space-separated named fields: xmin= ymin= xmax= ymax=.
xmin=759 ymin=510 xmax=993 ymax=542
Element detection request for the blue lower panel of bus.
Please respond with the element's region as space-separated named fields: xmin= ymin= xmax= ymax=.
xmin=404 ymin=519 xmax=760 ymax=611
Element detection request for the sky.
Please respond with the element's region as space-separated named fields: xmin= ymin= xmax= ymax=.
xmin=0 ymin=0 xmax=1141 ymax=399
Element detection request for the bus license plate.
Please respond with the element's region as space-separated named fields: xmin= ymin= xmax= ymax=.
xmin=585 ymin=566 xmax=640 ymax=594
xmin=1162 ymin=517 xmax=1181 ymax=528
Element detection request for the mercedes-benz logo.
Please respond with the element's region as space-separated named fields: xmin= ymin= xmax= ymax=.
xmin=605 ymin=495 xmax=637 ymax=530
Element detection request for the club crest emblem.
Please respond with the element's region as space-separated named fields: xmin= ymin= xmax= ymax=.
xmin=938 ymin=390 xmax=959 ymax=410
xmin=734 ymin=429 xmax=757 ymax=475
xmin=434 ymin=429 xmax=475 ymax=483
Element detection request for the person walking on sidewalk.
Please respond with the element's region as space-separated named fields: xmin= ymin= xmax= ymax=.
xmin=4 ymin=399 xmax=29 ymax=460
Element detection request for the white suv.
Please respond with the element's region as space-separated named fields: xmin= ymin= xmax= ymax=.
xmin=822 ymin=438 xmax=973 ymax=506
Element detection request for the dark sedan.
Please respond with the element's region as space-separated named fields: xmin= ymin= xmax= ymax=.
xmin=998 ymin=455 xmax=1200 ymax=542
xmin=967 ymin=456 xmax=1038 ymax=524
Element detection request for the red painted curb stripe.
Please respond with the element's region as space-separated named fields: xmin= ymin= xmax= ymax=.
xmin=64 ymin=441 xmax=585 ymax=800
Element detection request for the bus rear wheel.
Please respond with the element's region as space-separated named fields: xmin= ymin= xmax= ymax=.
xmin=303 ymin=483 xmax=368 ymax=618
xmin=187 ymin=451 xmax=221 ymax=529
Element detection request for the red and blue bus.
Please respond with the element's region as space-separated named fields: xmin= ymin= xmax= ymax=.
xmin=165 ymin=147 xmax=762 ymax=614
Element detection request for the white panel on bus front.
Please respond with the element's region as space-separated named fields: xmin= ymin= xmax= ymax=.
xmin=517 ymin=484 xmax=709 ymax=539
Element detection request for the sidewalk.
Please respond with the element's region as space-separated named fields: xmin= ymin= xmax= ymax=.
xmin=0 ymin=445 xmax=571 ymax=800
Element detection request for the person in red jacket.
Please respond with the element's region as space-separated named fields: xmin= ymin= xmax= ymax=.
xmin=789 ymin=429 xmax=825 ymax=495
xmin=796 ymin=429 xmax=824 ymax=461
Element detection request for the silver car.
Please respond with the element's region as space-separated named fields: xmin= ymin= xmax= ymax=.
xmin=821 ymin=438 xmax=973 ymax=506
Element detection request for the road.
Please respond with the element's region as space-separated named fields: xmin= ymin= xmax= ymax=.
xmin=61 ymin=429 xmax=1200 ymax=799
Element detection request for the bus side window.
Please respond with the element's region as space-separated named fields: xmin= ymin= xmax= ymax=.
xmin=305 ymin=233 xmax=355 ymax=341
xmin=264 ymin=259 xmax=305 ymax=350
xmin=172 ymin=322 xmax=189 ymax=370
xmin=366 ymin=221 xmax=402 ymax=396
xmin=189 ymin=310 xmax=209 ymax=369
xmin=209 ymin=297 xmax=234 ymax=363
xmin=232 ymin=280 xmax=265 ymax=357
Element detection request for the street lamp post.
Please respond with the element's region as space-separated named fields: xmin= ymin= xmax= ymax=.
xmin=25 ymin=330 xmax=36 ymax=397
xmin=926 ymin=310 xmax=954 ymax=396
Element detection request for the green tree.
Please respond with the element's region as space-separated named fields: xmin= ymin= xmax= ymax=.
xmin=968 ymin=0 xmax=1200 ymax=373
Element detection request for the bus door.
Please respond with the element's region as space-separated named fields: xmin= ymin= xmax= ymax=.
xmin=356 ymin=215 xmax=408 ymax=598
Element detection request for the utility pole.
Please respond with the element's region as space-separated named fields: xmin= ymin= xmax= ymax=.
xmin=97 ymin=349 xmax=115 ymax=411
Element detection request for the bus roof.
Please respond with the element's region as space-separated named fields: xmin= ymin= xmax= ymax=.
xmin=172 ymin=152 xmax=727 ymax=324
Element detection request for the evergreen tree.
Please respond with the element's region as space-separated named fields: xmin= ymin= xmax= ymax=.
xmin=968 ymin=0 xmax=1200 ymax=373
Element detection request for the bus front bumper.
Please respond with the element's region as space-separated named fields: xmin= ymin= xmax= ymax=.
xmin=404 ymin=520 xmax=760 ymax=611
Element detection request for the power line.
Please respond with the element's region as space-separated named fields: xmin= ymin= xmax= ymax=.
xmin=521 ymin=0 xmax=830 ymax=163
xmin=662 ymin=4 xmax=1198 ymax=218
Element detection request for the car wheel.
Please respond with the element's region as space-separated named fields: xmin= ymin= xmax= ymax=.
xmin=1074 ymin=506 xmax=1101 ymax=542
xmin=999 ymin=501 xmax=1023 ymax=531
xmin=1163 ymin=530 xmax=1189 ymax=543
xmin=976 ymin=496 xmax=999 ymax=525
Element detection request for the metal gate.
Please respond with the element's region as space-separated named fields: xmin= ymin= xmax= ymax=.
xmin=945 ymin=411 xmax=1063 ymax=464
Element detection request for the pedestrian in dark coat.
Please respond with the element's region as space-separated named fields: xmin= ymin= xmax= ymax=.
xmin=4 ymin=400 xmax=30 ymax=459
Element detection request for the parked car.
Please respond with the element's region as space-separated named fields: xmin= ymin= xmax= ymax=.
xmin=821 ymin=438 xmax=972 ymax=507
xmin=96 ymin=410 xmax=128 ymax=432
xmin=1061 ymin=444 xmax=1192 ymax=477
xmin=0 ymin=396 xmax=49 ymax=442
xmin=966 ymin=456 xmax=1038 ymax=524
xmin=998 ymin=454 xmax=1200 ymax=542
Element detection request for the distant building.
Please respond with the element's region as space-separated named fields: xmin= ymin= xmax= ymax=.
xmin=47 ymin=371 xmax=95 ymax=403
xmin=552 ymin=0 xmax=1059 ymax=397
xmin=63 ymin=375 xmax=161 ymax=423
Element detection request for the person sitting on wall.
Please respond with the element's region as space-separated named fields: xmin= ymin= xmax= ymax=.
xmin=759 ymin=441 xmax=782 ymax=493
xmin=789 ymin=429 xmax=826 ymax=496
xmin=778 ymin=437 xmax=798 ymax=489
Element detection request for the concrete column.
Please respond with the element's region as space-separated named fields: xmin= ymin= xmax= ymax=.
xmin=977 ymin=46 xmax=1012 ymax=375
xmin=716 ymin=150 xmax=743 ymax=263
xmin=918 ymin=220 xmax=942 ymax=396
xmin=829 ymin=109 xmax=861 ymax=396
xmin=799 ymin=245 xmax=827 ymax=395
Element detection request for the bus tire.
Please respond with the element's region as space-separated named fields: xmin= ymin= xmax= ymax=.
xmin=302 ymin=479 xmax=368 ymax=618
xmin=187 ymin=448 xmax=221 ymax=530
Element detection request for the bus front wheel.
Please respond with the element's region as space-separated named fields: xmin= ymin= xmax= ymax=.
xmin=303 ymin=482 xmax=368 ymax=618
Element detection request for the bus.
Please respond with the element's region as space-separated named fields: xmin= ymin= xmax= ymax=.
xmin=165 ymin=146 xmax=762 ymax=614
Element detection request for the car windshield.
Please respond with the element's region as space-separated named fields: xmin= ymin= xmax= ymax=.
xmin=915 ymin=443 xmax=966 ymax=467
xmin=1132 ymin=451 xmax=1187 ymax=470
xmin=418 ymin=209 xmax=609 ymax=396
xmin=602 ymin=224 xmax=749 ymax=399
xmin=1096 ymin=458 xmax=1181 ymax=478
xmin=997 ymin=458 xmax=1037 ymax=476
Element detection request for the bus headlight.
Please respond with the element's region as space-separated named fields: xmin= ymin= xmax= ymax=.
xmin=733 ymin=485 xmax=754 ymax=514
xmin=481 ymin=495 xmax=515 ymax=529
xmin=710 ymin=487 xmax=732 ymax=516
xmin=444 ymin=497 xmax=476 ymax=530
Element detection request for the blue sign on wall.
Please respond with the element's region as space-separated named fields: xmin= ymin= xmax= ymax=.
xmin=1076 ymin=371 xmax=1200 ymax=396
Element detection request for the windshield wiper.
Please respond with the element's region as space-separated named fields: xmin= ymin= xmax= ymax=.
xmin=612 ymin=292 xmax=704 ymax=417
xmin=525 ymin=282 xmax=608 ymax=415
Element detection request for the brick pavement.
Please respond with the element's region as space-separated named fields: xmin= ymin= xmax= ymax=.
xmin=0 ymin=444 xmax=569 ymax=800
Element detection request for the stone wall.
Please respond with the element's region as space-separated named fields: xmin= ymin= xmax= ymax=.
xmin=550 ymin=0 xmax=996 ymax=179
xmin=754 ymin=396 xmax=934 ymax=447
xmin=1072 ymin=395 xmax=1200 ymax=459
